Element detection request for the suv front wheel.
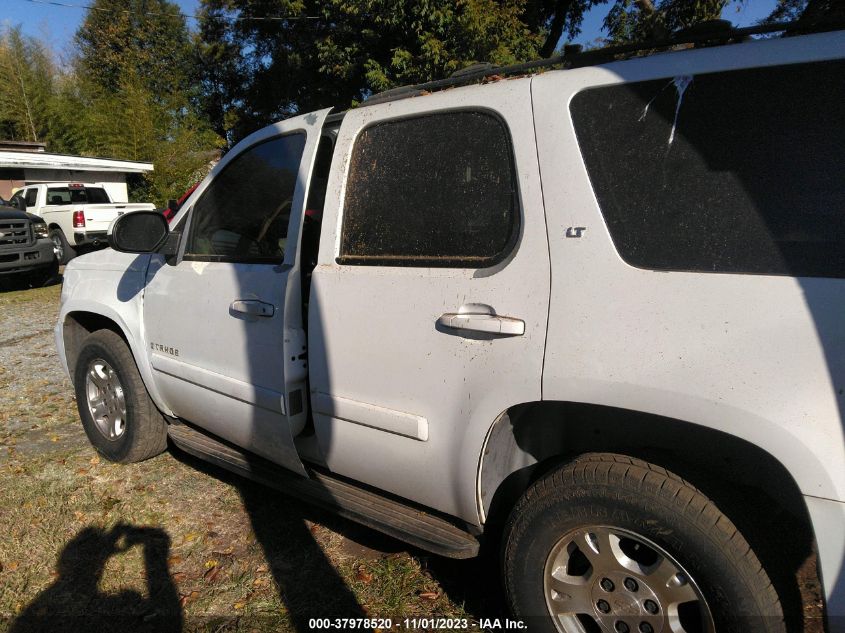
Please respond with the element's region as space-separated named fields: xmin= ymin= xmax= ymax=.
xmin=74 ymin=329 xmax=167 ymax=463
xmin=503 ymin=453 xmax=784 ymax=633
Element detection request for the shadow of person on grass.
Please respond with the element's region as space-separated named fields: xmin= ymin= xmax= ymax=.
xmin=170 ymin=445 xmax=503 ymax=632
xmin=9 ymin=524 xmax=181 ymax=633
xmin=168 ymin=446 xmax=374 ymax=631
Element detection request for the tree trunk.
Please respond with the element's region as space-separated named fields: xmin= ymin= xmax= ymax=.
xmin=540 ymin=0 xmax=576 ymax=58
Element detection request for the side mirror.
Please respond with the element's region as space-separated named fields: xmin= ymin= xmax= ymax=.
xmin=108 ymin=211 xmax=170 ymax=253
xmin=13 ymin=197 xmax=26 ymax=211
xmin=167 ymin=199 xmax=179 ymax=212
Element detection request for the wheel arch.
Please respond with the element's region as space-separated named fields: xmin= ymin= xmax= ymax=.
xmin=61 ymin=307 xmax=173 ymax=418
xmin=479 ymin=401 xmax=823 ymax=626
xmin=63 ymin=310 xmax=130 ymax=382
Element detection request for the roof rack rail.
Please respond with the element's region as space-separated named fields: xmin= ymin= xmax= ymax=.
xmin=362 ymin=19 xmax=844 ymax=108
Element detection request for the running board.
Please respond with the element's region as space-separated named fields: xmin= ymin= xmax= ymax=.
xmin=167 ymin=422 xmax=480 ymax=559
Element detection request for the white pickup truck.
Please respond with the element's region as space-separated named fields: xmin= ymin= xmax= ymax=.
xmin=9 ymin=183 xmax=155 ymax=263
xmin=55 ymin=27 xmax=845 ymax=633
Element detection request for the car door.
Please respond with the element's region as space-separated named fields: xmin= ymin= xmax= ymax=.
xmin=24 ymin=187 xmax=39 ymax=213
xmin=142 ymin=110 xmax=330 ymax=475
xmin=308 ymin=83 xmax=551 ymax=523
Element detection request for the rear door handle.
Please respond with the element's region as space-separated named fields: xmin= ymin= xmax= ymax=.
xmin=230 ymin=299 xmax=275 ymax=317
xmin=437 ymin=304 xmax=524 ymax=336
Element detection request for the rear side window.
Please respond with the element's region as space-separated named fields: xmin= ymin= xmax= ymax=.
xmin=339 ymin=110 xmax=518 ymax=267
xmin=571 ymin=59 xmax=845 ymax=278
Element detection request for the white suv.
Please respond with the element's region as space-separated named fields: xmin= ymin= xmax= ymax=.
xmin=56 ymin=26 xmax=845 ymax=633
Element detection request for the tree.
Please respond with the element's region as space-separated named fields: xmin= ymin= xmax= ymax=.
xmin=603 ymin=0 xmax=726 ymax=43
xmin=0 ymin=27 xmax=57 ymax=143
xmin=69 ymin=0 xmax=223 ymax=204
xmin=763 ymin=0 xmax=845 ymax=25
xmin=75 ymin=0 xmax=192 ymax=99
xmin=524 ymin=0 xmax=605 ymax=57
xmin=195 ymin=0 xmax=554 ymax=143
xmin=193 ymin=3 xmax=244 ymax=144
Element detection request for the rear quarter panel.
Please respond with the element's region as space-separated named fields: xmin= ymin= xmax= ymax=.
xmin=532 ymin=32 xmax=845 ymax=620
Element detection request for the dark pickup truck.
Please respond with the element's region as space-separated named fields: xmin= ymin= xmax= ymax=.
xmin=0 ymin=205 xmax=58 ymax=287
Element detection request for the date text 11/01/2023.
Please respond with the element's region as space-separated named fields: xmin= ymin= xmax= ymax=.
xmin=307 ymin=618 xmax=528 ymax=630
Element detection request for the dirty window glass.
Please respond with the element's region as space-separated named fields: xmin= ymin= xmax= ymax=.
xmin=185 ymin=133 xmax=305 ymax=262
xmin=571 ymin=59 xmax=845 ymax=278
xmin=339 ymin=111 xmax=518 ymax=267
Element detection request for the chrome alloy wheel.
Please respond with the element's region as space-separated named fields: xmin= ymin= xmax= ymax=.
xmin=51 ymin=233 xmax=63 ymax=260
xmin=85 ymin=358 xmax=127 ymax=440
xmin=544 ymin=526 xmax=714 ymax=633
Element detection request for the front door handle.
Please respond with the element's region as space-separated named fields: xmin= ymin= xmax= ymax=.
xmin=230 ymin=299 xmax=275 ymax=317
xmin=437 ymin=304 xmax=524 ymax=336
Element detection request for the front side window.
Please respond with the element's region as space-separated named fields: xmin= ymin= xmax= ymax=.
xmin=339 ymin=110 xmax=519 ymax=267
xmin=185 ymin=134 xmax=306 ymax=263
xmin=24 ymin=188 xmax=37 ymax=207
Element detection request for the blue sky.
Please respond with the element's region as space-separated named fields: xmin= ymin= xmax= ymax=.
xmin=6 ymin=0 xmax=778 ymax=63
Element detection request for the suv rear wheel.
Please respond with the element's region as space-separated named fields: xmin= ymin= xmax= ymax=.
xmin=74 ymin=329 xmax=167 ymax=463
xmin=503 ymin=453 xmax=784 ymax=633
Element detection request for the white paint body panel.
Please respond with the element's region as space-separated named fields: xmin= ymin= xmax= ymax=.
xmin=532 ymin=32 xmax=845 ymax=620
xmin=308 ymin=79 xmax=550 ymax=522
xmin=55 ymin=249 xmax=169 ymax=409
xmin=140 ymin=110 xmax=330 ymax=474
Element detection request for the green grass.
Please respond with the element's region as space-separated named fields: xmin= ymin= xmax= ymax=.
xmin=0 ymin=279 xmax=488 ymax=631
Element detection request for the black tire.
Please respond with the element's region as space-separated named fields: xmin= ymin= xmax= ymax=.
xmin=503 ymin=453 xmax=784 ymax=633
xmin=50 ymin=228 xmax=76 ymax=264
xmin=74 ymin=329 xmax=167 ymax=463
xmin=27 ymin=259 xmax=59 ymax=287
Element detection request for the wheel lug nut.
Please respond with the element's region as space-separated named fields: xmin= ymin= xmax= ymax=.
xmin=615 ymin=622 xmax=629 ymax=633
xmin=624 ymin=577 xmax=638 ymax=592
xmin=644 ymin=599 xmax=659 ymax=614
xmin=639 ymin=623 xmax=654 ymax=633
xmin=600 ymin=578 xmax=615 ymax=592
xmin=596 ymin=599 xmax=611 ymax=614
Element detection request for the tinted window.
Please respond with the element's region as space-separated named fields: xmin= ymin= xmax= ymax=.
xmin=186 ymin=134 xmax=306 ymax=262
xmin=24 ymin=188 xmax=37 ymax=207
xmin=339 ymin=111 xmax=518 ymax=267
xmin=571 ymin=60 xmax=845 ymax=278
xmin=46 ymin=188 xmax=71 ymax=205
xmin=83 ymin=188 xmax=109 ymax=204
xmin=44 ymin=187 xmax=107 ymax=204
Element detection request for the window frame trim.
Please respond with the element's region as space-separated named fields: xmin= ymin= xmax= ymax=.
xmin=182 ymin=130 xmax=307 ymax=265
xmin=336 ymin=107 xmax=522 ymax=269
